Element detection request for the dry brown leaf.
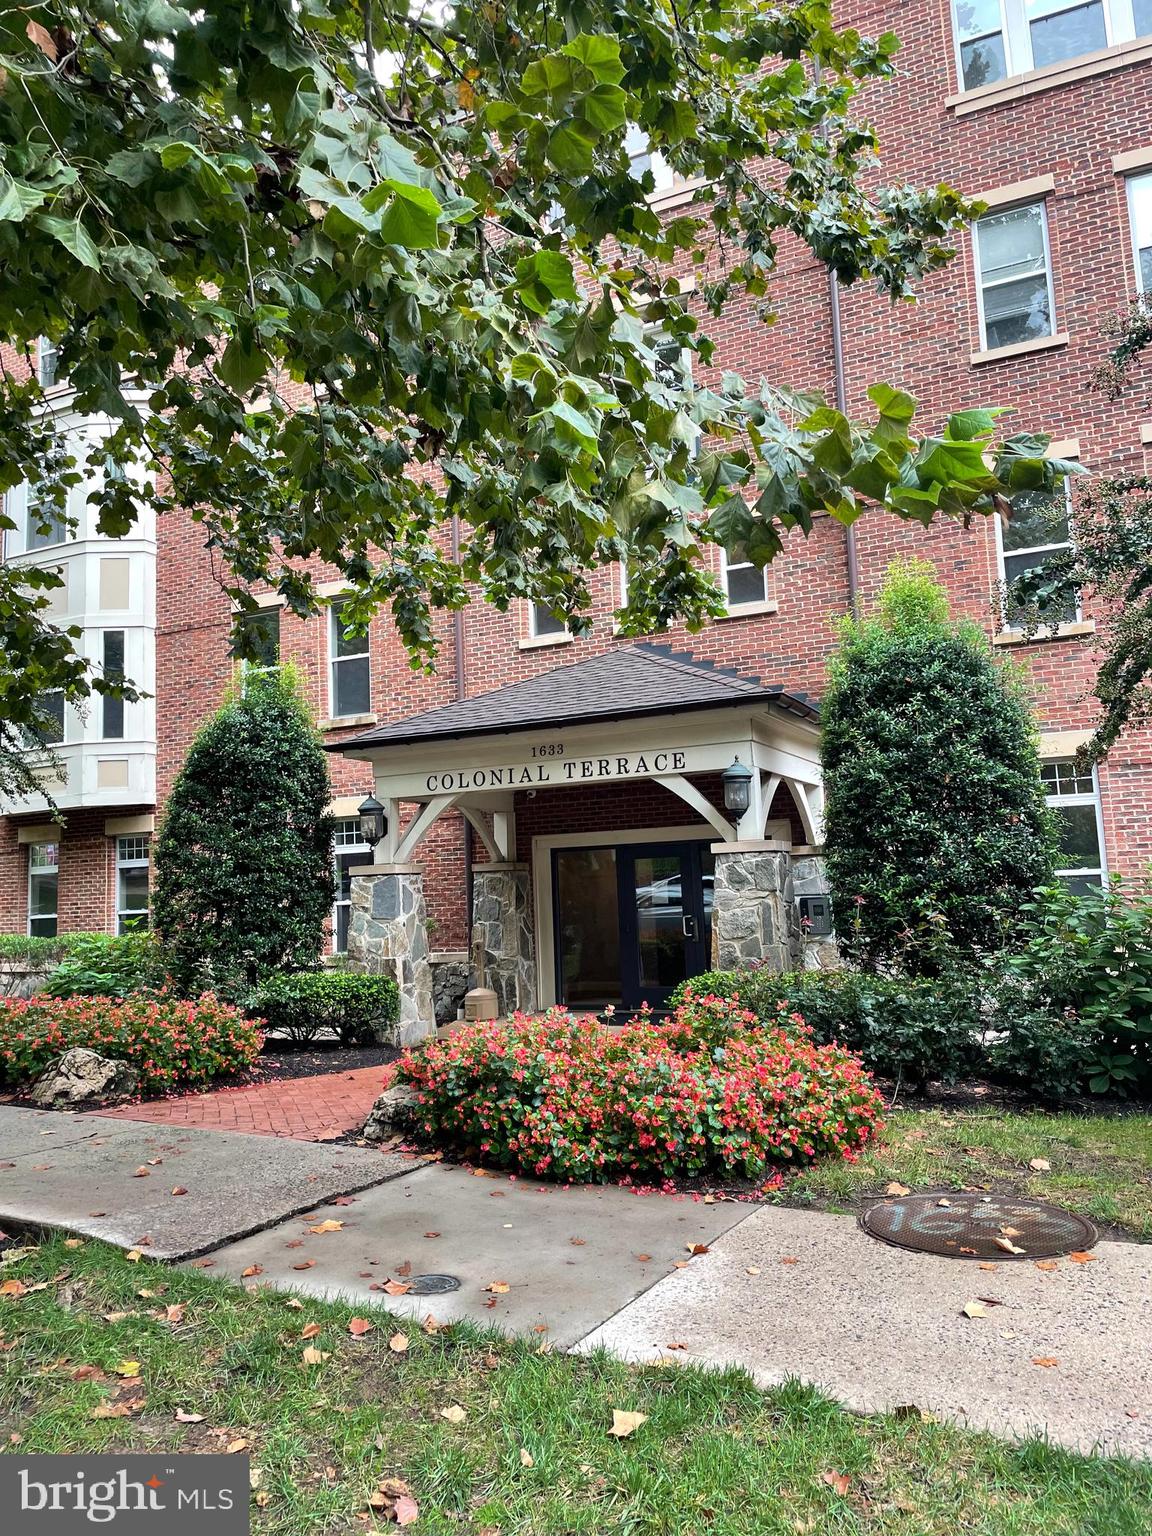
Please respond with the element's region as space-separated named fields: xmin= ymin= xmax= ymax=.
xmin=978 ymin=1262 xmax=999 ymax=1272
xmin=665 ymin=1341 xmax=688 ymax=1350
xmin=423 ymin=1231 xmax=441 ymax=1238
xmin=961 ymin=1300 xmax=988 ymax=1318
xmin=226 ymin=1438 xmax=248 ymax=1454
xmin=395 ymin=1260 xmax=412 ymax=1277
xmin=164 ymin=1303 xmax=186 ymax=1324
xmin=439 ymin=1404 xmax=467 ymax=1423
xmin=393 ymin=1494 xmax=420 ymax=1526
xmin=1034 ymin=1260 xmax=1059 ymax=1272
xmin=0 ymin=1278 xmax=26 ymax=1297
xmin=484 ymin=1281 xmax=510 ymax=1294
xmin=821 ymin=1470 xmax=851 ymax=1497
xmin=389 ymin=1332 xmax=410 ymax=1354
xmin=125 ymin=1250 xmax=143 ymax=1263
xmin=382 ymin=1280 xmax=411 ymax=1296
xmin=175 ymin=1409 xmax=204 ymax=1423
xmin=1028 ymin=1158 xmax=1051 ymax=1172
xmin=607 ymin=1409 xmax=648 ymax=1438
xmin=686 ymin=1243 xmax=710 ymax=1255
xmin=780 ymin=1256 xmax=799 ymax=1266
xmin=1069 ymin=1251 xmax=1098 ymax=1264
xmin=309 ymin=1219 xmax=343 ymax=1234
xmin=994 ymin=1236 xmax=1026 ymax=1256
xmin=63 ymin=1239 xmax=83 ymax=1250
xmin=348 ymin=1317 xmax=374 ymax=1337
xmin=301 ymin=1346 xmax=330 ymax=1365
xmin=91 ymin=1401 xmax=134 ymax=1419
xmin=170 ymin=1187 xmax=188 ymax=1197
xmin=635 ymin=1253 xmax=652 ymax=1263
xmin=518 ymin=1448 xmax=534 ymax=1467
xmin=241 ymin=1265 xmax=263 ymax=1278
xmin=1032 ymin=1356 xmax=1060 ymax=1368
xmin=132 ymin=1167 xmax=150 ymax=1178
xmin=422 ymin=1315 xmax=442 ymax=1335
xmin=26 ymin=19 xmax=58 ymax=59
xmin=885 ymin=1182 xmax=911 ymax=1196
xmin=292 ymin=1260 xmax=315 ymax=1271
xmin=746 ymin=1265 xmax=762 ymax=1276
xmin=254 ymin=1490 xmax=272 ymax=1508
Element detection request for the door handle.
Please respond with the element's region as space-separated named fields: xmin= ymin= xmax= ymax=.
xmin=681 ymin=915 xmax=697 ymax=939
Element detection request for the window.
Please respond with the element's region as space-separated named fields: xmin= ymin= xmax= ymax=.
xmin=26 ymin=690 xmax=65 ymax=748
xmin=1041 ymin=760 xmax=1106 ymax=891
xmin=1128 ymin=172 xmax=1152 ymax=294
xmin=332 ymin=818 xmax=371 ymax=952
xmin=116 ymin=836 xmax=150 ymax=933
xmin=720 ymin=545 xmax=771 ymax=610
xmin=973 ymin=202 xmax=1055 ymax=351
xmin=235 ymin=607 xmax=280 ymax=669
xmin=528 ymin=603 xmax=568 ymax=640
xmin=28 ymin=843 xmax=59 ymax=937
xmin=952 ymin=0 xmax=1148 ymax=89
xmin=997 ymin=478 xmax=1078 ymax=626
xmin=37 ymin=337 xmax=60 ymax=389
xmin=330 ymin=599 xmax=371 ymax=716
xmin=102 ymin=631 xmax=125 ymax=740
xmin=24 ymin=459 xmax=69 ymax=551
xmin=625 ymin=123 xmax=691 ymax=198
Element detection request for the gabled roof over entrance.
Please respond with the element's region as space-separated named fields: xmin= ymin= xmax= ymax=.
xmin=329 ymin=643 xmax=818 ymax=753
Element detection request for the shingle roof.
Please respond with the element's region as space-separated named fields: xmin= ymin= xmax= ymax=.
xmin=329 ymin=643 xmax=818 ymax=754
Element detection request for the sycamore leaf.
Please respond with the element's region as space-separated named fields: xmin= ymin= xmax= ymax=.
xmin=961 ymin=1300 xmax=988 ymax=1318
xmin=35 ymin=215 xmax=100 ymax=271
xmin=439 ymin=1404 xmax=467 ymax=1423
xmin=389 ymin=1332 xmax=410 ymax=1353
xmin=175 ymin=1409 xmax=204 ymax=1423
xmin=822 ymin=1470 xmax=851 ymax=1497
xmin=519 ymin=1448 xmax=534 ymax=1467
xmin=1028 ymin=1158 xmax=1051 ymax=1172
xmin=301 ymin=1345 xmax=330 ymax=1365
xmin=607 ymin=1409 xmax=648 ymax=1438
xmin=348 ymin=1317 xmax=374 ymax=1337
xmin=885 ymin=1182 xmax=911 ymax=1196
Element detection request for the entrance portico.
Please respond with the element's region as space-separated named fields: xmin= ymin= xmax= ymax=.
xmin=330 ymin=645 xmax=825 ymax=1036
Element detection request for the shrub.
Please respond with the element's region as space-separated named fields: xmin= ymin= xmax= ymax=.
xmin=0 ymin=934 xmax=93 ymax=966
xmin=1004 ymin=880 xmax=1152 ymax=1095
xmin=0 ymin=993 xmax=263 ymax=1097
xmin=671 ymin=967 xmax=982 ymax=1088
xmin=396 ymin=1004 xmax=884 ymax=1184
xmin=820 ymin=561 xmax=1056 ymax=971
xmin=252 ymin=970 xmax=400 ymax=1046
xmin=153 ymin=667 xmax=334 ymax=997
xmin=42 ymin=933 xmax=165 ymax=1000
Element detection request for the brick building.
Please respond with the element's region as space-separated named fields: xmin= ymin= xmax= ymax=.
xmin=4 ymin=1 xmax=1152 ymax=1030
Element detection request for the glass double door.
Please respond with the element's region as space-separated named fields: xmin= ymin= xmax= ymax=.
xmin=553 ymin=841 xmax=714 ymax=1012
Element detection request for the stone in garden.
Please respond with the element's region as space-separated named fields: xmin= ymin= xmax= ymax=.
xmin=361 ymin=1083 xmax=420 ymax=1142
xmin=28 ymin=1048 xmax=139 ymax=1108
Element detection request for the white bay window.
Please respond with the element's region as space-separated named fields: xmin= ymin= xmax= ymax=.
xmin=953 ymin=0 xmax=1150 ymax=89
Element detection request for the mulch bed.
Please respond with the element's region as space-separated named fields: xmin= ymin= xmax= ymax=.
xmin=245 ymin=1038 xmax=400 ymax=1083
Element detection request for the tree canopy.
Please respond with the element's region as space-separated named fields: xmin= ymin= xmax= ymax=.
xmin=821 ymin=561 xmax=1057 ymax=971
xmin=1 ymin=0 xmax=1074 ymax=796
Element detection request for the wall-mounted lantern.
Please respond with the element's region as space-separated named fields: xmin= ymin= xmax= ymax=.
xmin=721 ymin=756 xmax=754 ymax=817
xmin=357 ymin=795 xmax=388 ymax=848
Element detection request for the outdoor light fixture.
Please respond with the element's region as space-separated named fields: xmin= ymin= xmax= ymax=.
xmin=721 ymin=756 xmax=754 ymax=817
xmin=357 ymin=795 xmax=387 ymax=848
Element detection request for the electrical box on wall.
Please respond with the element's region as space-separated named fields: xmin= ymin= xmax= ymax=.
xmin=798 ymin=894 xmax=834 ymax=937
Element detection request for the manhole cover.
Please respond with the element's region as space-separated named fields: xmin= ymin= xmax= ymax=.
xmin=859 ymin=1193 xmax=1098 ymax=1260
xmin=404 ymin=1273 xmax=461 ymax=1295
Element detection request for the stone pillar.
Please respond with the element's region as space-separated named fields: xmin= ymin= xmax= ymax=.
xmin=347 ymin=863 xmax=435 ymax=1044
xmin=791 ymin=851 xmax=841 ymax=971
xmin=470 ymin=863 xmax=536 ymax=1017
xmin=710 ymin=840 xmax=800 ymax=973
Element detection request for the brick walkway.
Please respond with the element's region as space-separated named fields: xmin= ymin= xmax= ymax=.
xmin=92 ymin=1064 xmax=390 ymax=1142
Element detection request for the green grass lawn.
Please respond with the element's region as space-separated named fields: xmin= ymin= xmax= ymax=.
xmin=782 ymin=1107 xmax=1152 ymax=1239
xmin=2 ymin=1236 xmax=1151 ymax=1535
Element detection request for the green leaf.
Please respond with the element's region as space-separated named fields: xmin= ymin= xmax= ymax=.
xmin=0 ymin=174 xmax=47 ymax=223
xmin=34 ymin=215 xmax=100 ymax=270
xmin=946 ymin=407 xmax=1003 ymax=440
xmin=548 ymin=122 xmax=598 ymax=175
xmin=377 ymin=182 xmax=441 ymax=248
xmin=543 ymin=400 xmax=600 ymax=455
xmin=218 ymin=338 xmax=270 ymax=394
xmin=580 ymin=84 xmax=628 ymax=134
xmin=560 ymin=34 xmax=625 ymax=84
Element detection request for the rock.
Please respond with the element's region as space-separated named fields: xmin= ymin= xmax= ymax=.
xmin=430 ymin=957 xmax=469 ymax=1025
xmin=361 ymin=1083 xmax=420 ymax=1143
xmin=28 ymin=1048 xmax=139 ymax=1108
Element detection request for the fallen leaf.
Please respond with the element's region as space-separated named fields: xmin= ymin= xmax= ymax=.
xmin=309 ymin=1220 xmax=343 ymax=1234
xmin=63 ymin=1239 xmax=83 ymax=1250
xmin=114 ymin=1360 xmax=141 ymax=1378
xmin=300 ymin=1323 xmax=323 ymax=1340
xmin=994 ymin=1237 xmax=1026 ymax=1256
xmin=284 ymin=1297 xmax=304 ymax=1310
xmin=665 ymin=1341 xmax=688 ymax=1350
xmin=241 ymin=1265 xmax=263 ymax=1278
xmin=132 ymin=1167 xmax=150 ymax=1178
xmin=164 ymin=1303 xmax=186 ymax=1324
xmin=424 ymin=1231 xmax=440 ymax=1238
xmin=170 ymin=1187 xmax=188 ymax=1197
xmin=1068 ymin=1251 xmax=1098 ymax=1264
xmin=175 ymin=1409 xmax=204 ymax=1423
xmin=999 ymin=1225 xmax=1022 ymax=1238
xmin=976 ymin=1296 xmax=1004 ymax=1307
xmin=1028 ymin=1158 xmax=1051 ymax=1172
xmin=292 ymin=1261 xmax=315 ymax=1271
xmin=978 ymin=1263 xmax=999 ymax=1272
xmin=961 ymin=1300 xmax=988 ymax=1318
xmin=0 ymin=1278 xmax=26 ymax=1297
xmin=422 ymin=1315 xmax=442 ymax=1335
xmin=395 ymin=1260 xmax=412 ymax=1277
xmin=301 ymin=1346 xmax=330 ymax=1365
xmin=1032 ymin=1357 xmax=1060 ymax=1368
xmin=26 ymin=19 xmax=58 ymax=59
xmin=254 ymin=1490 xmax=272 ymax=1508
xmin=91 ymin=1402 xmax=134 ymax=1419
xmin=635 ymin=1253 xmax=652 ymax=1263
xmin=1034 ymin=1260 xmax=1059 ymax=1272
xmin=936 ymin=1198 xmax=951 ymax=1208
xmin=746 ymin=1265 xmax=762 ymax=1276
xmin=439 ymin=1404 xmax=467 ymax=1423
xmin=226 ymin=1438 xmax=248 ymax=1454
xmin=382 ymin=1280 xmax=411 ymax=1296
xmin=393 ymin=1495 xmax=419 ymax=1526
xmin=519 ymin=1448 xmax=534 ymax=1467
xmin=686 ymin=1243 xmax=710 ymax=1255
xmin=72 ymin=1365 xmax=104 ymax=1381
xmin=9 ymin=1432 xmax=22 ymax=1444
xmin=484 ymin=1281 xmax=510 ymax=1295
xmin=125 ymin=1250 xmax=143 ymax=1264
xmin=608 ymin=1409 xmax=648 ymax=1438
xmin=348 ymin=1317 xmax=374 ymax=1337
xmin=389 ymin=1332 xmax=409 ymax=1354
xmin=780 ymin=1256 xmax=799 ymax=1266
xmin=821 ymin=1470 xmax=851 ymax=1497
xmin=885 ymin=1182 xmax=911 ymax=1196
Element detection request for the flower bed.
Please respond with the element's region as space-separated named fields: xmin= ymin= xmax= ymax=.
xmin=0 ymin=993 xmax=264 ymax=1097
xmin=395 ymin=1000 xmax=884 ymax=1183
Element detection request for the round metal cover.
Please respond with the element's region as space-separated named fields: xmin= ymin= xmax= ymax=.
xmin=859 ymin=1193 xmax=1098 ymax=1261
xmin=404 ymin=1273 xmax=461 ymax=1295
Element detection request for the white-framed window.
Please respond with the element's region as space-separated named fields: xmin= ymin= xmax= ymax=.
xmin=1128 ymin=172 xmax=1152 ymax=293
xmin=332 ymin=818 xmax=371 ymax=953
xmin=26 ymin=690 xmax=65 ymax=748
xmin=1041 ymin=759 xmax=1107 ymax=892
xmin=952 ymin=0 xmax=1147 ymax=90
xmin=23 ymin=450 xmax=70 ymax=552
xmin=329 ymin=598 xmax=371 ymax=717
xmin=37 ymin=336 xmax=60 ymax=389
xmin=101 ymin=631 xmax=125 ymax=740
xmin=973 ymin=201 xmax=1056 ymax=351
xmin=625 ymin=123 xmax=690 ymax=198
xmin=235 ymin=606 xmax=280 ymax=671
xmin=720 ymin=544 xmax=771 ymax=611
xmin=116 ymin=835 xmax=150 ymax=934
xmin=28 ymin=842 xmax=59 ymax=937
xmin=528 ymin=603 xmax=568 ymax=640
xmin=996 ymin=477 xmax=1079 ymax=627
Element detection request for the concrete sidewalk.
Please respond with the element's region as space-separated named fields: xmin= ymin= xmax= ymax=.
xmin=0 ymin=1105 xmax=412 ymax=1260
xmin=577 ymin=1203 xmax=1152 ymax=1460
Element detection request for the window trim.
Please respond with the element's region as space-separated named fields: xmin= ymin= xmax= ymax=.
xmin=27 ymin=841 xmax=59 ymax=938
xmin=717 ymin=545 xmax=776 ymax=617
xmin=994 ymin=469 xmax=1081 ymax=633
xmin=115 ymin=834 xmax=150 ymax=935
xmin=951 ymin=0 xmax=1139 ymax=92
xmin=1041 ymin=758 xmax=1108 ymax=885
xmin=1127 ymin=170 xmax=1152 ymax=293
xmin=332 ymin=818 xmax=371 ymax=954
xmin=972 ymin=199 xmax=1057 ymax=355
xmin=519 ymin=600 xmax=572 ymax=649
xmin=328 ymin=598 xmax=372 ymax=718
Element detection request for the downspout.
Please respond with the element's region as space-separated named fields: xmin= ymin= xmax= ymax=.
xmin=450 ymin=514 xmax=474 ymax=947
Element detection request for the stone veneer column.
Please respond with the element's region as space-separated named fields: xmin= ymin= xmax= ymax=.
xmin=471 ymin=863 xmax=537 ymax=1017
xmin=791 ymin=850 xmax=841 ymax=971
xmin=347 ymin=863 xmax=435 ymax=1044
xmin=710 ymin=840 xmax=800 ymax=973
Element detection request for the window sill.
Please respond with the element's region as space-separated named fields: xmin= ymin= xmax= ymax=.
xmin=970 ymin=332 xmax=1069 ymax=366
xmin=947 ymin=36 xmax=1152 ymax=117
xmin=518 ymin=631 xmax=572 ymax=650
xmin=1140 ymin=422 xmax=1152 ymax=446
xmin=318 ymin=713 xmax=378 ymax=730
xmin=648 ymin=178 xmax=710 ymax=212
xmin=715 ymin=600 xmax=779 ymax=621
xmin=992 ymin=619 xmax=1096 ymax=646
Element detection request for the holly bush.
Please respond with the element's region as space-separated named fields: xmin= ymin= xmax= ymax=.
xmin=395 ymin=1001 xmax=884 ymax=1183
xmin=0 ymin=993 xmax=263 ymax=1097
